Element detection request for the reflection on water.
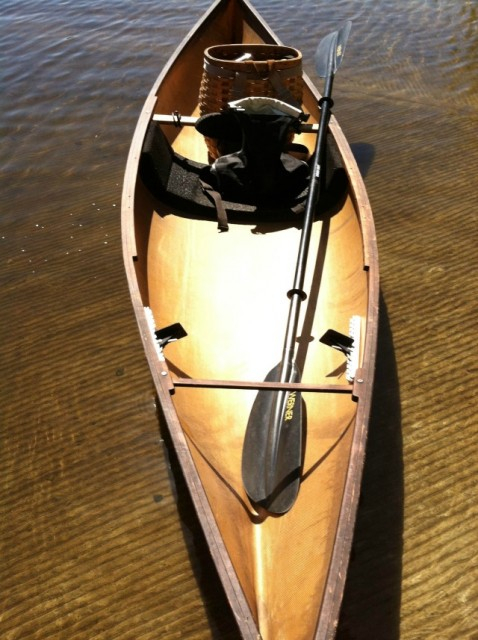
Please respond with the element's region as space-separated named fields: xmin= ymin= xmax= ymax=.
xmin=1 ymin=1 xmax=477 ymax=639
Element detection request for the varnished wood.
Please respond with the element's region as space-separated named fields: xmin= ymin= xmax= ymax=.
xmin=152 ymin=112 xmax=321 ymax=132
xmin=121 ymin=1 xmax=379 ymax=638
xmin=173 ymin=377 xmax=354 ymax=393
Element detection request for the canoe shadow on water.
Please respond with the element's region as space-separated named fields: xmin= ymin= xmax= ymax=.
xmin=336 ymin=292 xmax=403 ymax=640
xmin=350 ymin=142 xmax=376 ymax=178
xmin=156 ymin=293 xmax=403 ymax=640
xmin=158 ymin=418 xmax=245 ymax=639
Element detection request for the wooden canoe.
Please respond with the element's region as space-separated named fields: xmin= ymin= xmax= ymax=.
xmin=121 ymin=0 xmax=379 ymax=638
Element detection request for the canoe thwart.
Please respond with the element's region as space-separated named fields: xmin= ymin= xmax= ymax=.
xmin=172 ymin=376 xmax=353 ymax=393
xmin=152 ymin=112 xmax=197 ymax=127
xmin=152 ymin=112 xmax=320 ymax=132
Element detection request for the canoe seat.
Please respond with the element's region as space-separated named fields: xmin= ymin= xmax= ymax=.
xmin=139 ymin=122 xmax=348 ymax=227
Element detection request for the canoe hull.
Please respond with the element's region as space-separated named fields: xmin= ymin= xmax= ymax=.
xmin=122 ymin=1 xmax=379 ymax=638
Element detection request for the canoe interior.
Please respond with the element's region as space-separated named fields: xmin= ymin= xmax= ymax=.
xmin=122 ymin=1 xmax=378 ymax=638
xmin=146 ymin=184 xmax=366 ymax=640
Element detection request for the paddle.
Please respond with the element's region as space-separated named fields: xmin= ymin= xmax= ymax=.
xmin=241 ymin=21 xmax=352 ymax=514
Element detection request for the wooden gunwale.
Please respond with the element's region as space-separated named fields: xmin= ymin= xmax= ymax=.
xmin=121 ymin=0 xmax=379 ymax=638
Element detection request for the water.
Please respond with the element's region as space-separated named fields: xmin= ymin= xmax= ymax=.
xmin=1 ymin=1 xmax=477 ymax=638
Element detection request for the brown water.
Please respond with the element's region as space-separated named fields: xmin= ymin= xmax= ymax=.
xmin=1 ymin=1 xmax=477 ymax=638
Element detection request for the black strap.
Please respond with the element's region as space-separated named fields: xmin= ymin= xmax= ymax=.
xmin=200 ymin=179 xmax=229 ymax=232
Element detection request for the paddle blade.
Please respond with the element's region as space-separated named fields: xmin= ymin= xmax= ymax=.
xmin=242 ymin=363 xmax=303 ymax=514
xmin=314 ymin=20 xmax=352 ymax=77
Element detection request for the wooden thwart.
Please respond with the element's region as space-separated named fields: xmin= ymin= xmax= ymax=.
xmin=173 ymin=376 xmax=353 ymax=393
xmin=152 ymin=112 xmax=320 ymax=132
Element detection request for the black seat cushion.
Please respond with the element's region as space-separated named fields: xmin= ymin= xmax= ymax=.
xmin=139 ymin=122 xmax=348 ymax=225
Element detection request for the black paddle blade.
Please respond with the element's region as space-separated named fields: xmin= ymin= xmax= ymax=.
xmin=314 ymin=20 xmax=352 ymax=78
xmin=242 ymin=363 xmax=303 ymax=514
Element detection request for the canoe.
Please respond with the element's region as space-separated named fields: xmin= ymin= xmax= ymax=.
xmin=121 ymin=0 xmax=379 ymax=638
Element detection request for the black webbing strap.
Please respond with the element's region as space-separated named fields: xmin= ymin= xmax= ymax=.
xmin=200 ymin=179 xmax=229 ymax=232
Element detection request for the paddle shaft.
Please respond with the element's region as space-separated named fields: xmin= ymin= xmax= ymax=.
xmin=279 ymin=74 xmax=335 ymax=384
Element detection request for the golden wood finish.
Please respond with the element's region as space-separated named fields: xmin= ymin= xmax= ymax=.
xmin=121 ymin=1 xmax=379 ymax=638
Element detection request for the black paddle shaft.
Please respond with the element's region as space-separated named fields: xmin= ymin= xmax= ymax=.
xmin=279 ymin=58 xmax=336 ymax=384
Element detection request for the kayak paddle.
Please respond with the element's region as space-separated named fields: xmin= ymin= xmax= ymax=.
xmin=241 ymin=21 xmax=352 ymax=514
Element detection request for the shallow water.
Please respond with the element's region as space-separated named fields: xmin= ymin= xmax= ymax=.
xmin=1 ymin=1 xmax=477 ymax=638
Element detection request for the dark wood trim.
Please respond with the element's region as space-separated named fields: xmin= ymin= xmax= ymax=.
xmin=173 ymin=377 xmax=353 ymax=393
